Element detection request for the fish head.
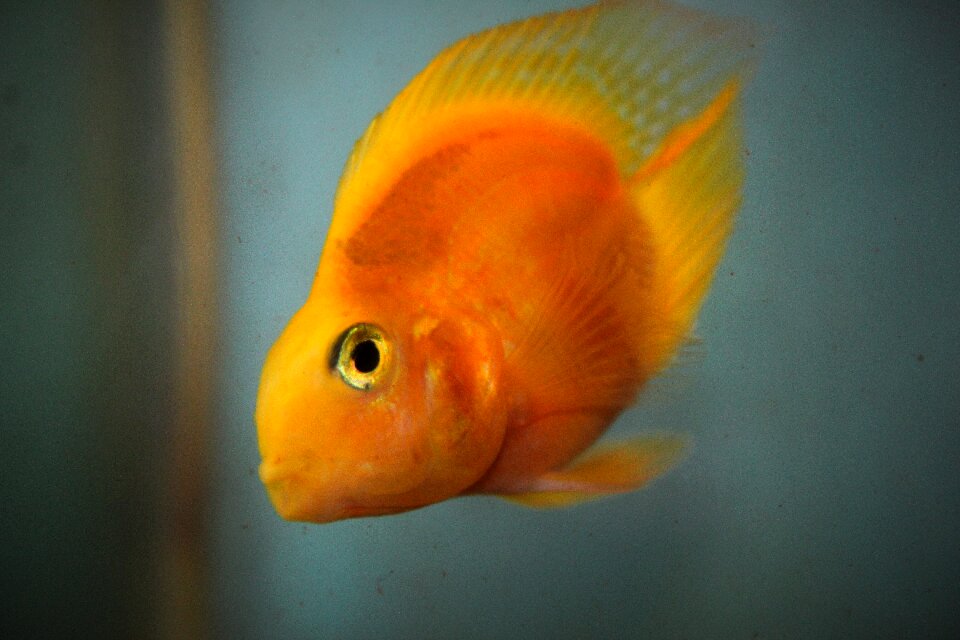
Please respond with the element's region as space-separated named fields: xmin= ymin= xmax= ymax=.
xmin=256 ymin=283 xmax=506 ymax=523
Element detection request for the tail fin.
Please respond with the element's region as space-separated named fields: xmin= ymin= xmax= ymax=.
xmin=630 ymin=80 xmax=748 ymax=374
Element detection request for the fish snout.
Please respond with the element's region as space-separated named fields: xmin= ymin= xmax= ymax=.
xmin=259 ymin=457 xmax=347 ymax=523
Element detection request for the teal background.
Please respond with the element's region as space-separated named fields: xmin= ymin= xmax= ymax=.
xmin=2 ymin=1 xmax=959 ymax=638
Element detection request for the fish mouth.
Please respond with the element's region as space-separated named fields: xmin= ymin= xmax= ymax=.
xmin=259 ymin=458 xmax=415 ymax=523
xmin=259 ymin=458 xmax=347 ymax=523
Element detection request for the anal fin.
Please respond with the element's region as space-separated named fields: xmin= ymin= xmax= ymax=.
xmin=499 ymin=434 xmax=689 ymax=509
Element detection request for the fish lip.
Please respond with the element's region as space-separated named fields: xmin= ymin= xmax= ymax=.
xmin=259 ymin=457 xmax=343 ymax=522
xmin=260 ymin=459 xmax=402 ymax=519
xmin=258 ymin=457 xmax=304 ymax=485
xmin=259 ymin=453 xmax=344 ymax=483
xmin=259 ymin=458 xmax=425 ymax=522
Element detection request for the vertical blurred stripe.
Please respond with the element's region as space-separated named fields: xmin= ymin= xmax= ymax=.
xmin=161 ymin=0 xmax=217 ymax=637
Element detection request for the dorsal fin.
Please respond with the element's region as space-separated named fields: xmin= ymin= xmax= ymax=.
xmin=325 ymin=1 xmax=760 ymax=250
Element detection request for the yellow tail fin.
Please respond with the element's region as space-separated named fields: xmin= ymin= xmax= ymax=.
xmin=631 ymin=80 xmax=748 ymax=374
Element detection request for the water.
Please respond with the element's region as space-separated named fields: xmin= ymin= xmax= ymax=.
xmin=3 ymin=1 xmax=958 ymax=638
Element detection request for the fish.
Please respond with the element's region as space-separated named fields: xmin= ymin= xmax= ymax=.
xmin=256 ymin=0 xmax=759 ymax=523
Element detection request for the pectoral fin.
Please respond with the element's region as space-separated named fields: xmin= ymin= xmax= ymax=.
xmin=500 ymin=435 xmax=689 ymax=509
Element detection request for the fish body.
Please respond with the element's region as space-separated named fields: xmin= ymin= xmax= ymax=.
xmin=256 ymin=1 xmax=758 ymax=522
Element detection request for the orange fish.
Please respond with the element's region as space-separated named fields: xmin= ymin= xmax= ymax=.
xmin=256 ymin=1 xmax=758 ymax=523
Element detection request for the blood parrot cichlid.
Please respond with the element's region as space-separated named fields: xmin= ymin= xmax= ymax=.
xmin=256 ymin=0 xmax=758 ymax=523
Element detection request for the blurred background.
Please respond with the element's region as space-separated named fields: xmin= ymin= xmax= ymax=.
xmin=2 ymin=0 xmax=958 ymax=638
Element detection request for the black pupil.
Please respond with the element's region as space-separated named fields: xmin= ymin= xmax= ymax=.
xmin=351 ymin=340 xmax=380 ymax=373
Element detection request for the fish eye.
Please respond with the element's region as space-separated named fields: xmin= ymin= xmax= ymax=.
xmin=331 ymin=323 xmax=390 ymax=390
